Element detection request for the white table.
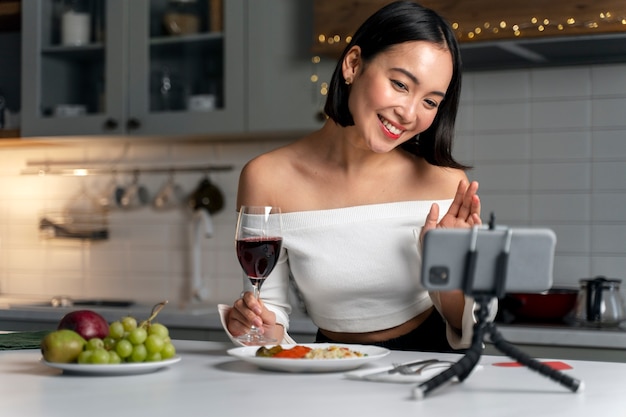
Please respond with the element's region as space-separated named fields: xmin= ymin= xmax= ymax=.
xmin=1 ymin=340 xmax=625 ymax=417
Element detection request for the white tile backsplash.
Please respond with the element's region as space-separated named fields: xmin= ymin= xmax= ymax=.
xmin=473 ymin=102 xmax=530 ymax=131
xmin=591 ymin=193 xmax=626 ymax=222
xmin=459 ymin=72 xmax=475 ymax=102
xmin=531 ymin=194 xmax=591 ymax=223
xmin=473 ymin=132 xmax=531 ymax=161
xmin=531 ymin=100 xmax=591 ymax=129
xmin=452 ymin=132 xmax=473 ymax=163
xmin=0 ymin=139 xmax=289 ymax=306
xmin=593 ymin=129 xmax=626 ymax=159
xmin=591 ymin=225 xmax=626 ymax=254
xmin=1 ymin=63 xmax=626 ymax=304
xmin=531 ymin=131 xmax=591 ymax=160
xmin=590 ymin=256 xmax=626 ymax=279
xmin=478 ymin=194 xmax=531 ymax=224
xmin=592 ymin=98 xmax=626 ymax=127
xmin=553 ymin=255 xmax=591 ymax=285
xmin=530 ymin=67 xmax=591 ymax=98
xmin=455 ymin=105 xmax=474 ymax=132
xmin=549 ymin=225 xmax=591 ymax=253
xmin=530 ymin=162 xmax=591 ymax=191
xmin=591 ymin=64 xmax=626 ymax=96
xmin=472 ymin=164 xmax=530 ymax=191
xmin=592 ymin=161 xmax=626 ymax=190
xmin=472 ymin=70 xmax=530 ymax=101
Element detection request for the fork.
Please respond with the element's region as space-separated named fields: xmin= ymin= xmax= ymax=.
xmin=389 ymin=359 xmax=440 ymax=375
xmin=392 ymin=359 xmax=455 ymax=375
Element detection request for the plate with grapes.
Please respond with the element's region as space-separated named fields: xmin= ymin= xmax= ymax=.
xmin=41 ymin=356 xmax=181 ymax=375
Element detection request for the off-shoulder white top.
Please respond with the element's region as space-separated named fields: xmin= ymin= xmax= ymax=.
xmin=220 ymin=200 xmax=487 ymax=349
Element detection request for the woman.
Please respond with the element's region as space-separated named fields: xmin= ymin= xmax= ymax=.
xmin=221 ymin=1 xmax=483 ymax=351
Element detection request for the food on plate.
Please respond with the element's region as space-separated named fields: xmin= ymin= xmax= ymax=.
xmin=255 ymin=345 xmax=285 ymax=358
xmin=57 ymin=310 xmax=109 ymax=340
xmin=255 ymin=344 xmax=367 ymax=359
xmin=273 ymin=345 xmax=312 ymax=358
xmin=42 ymin=301 xmax=176 ymax=364
xmin=306 ymin=345 xmax=367 ymax=359
xmin=41 ymin=329 xmax=87 ymax=363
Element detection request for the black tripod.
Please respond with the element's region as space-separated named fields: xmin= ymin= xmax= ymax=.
xmin=413 ymin=222 xmax=583 ymax=400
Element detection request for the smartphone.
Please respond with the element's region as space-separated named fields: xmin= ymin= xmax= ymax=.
xmin=421 ymin=227 xmax=556 ymax=293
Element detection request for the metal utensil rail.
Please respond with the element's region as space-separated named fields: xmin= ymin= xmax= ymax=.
xmin=21 ymin=163 xmax=233 ymax=176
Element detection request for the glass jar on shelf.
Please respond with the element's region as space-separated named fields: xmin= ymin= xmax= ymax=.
xmin=163 ymin=0 xmax=201 ymax=36
xmin=151 ymin=67 xmax=188 ymax=112
xmin=59 ymin=0 xmax=92 ymax=46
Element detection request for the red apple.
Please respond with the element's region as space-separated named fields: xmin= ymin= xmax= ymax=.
xmin=57 ymin=310 xmax=109 ymax=340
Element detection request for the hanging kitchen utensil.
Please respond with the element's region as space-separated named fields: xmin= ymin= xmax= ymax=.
xmin=97 ymin=171 xmax=124 ymax=210
xmin=153 ymin=170 xmax=185 ymax=210
xmin=187 ymin=173 xmax=224 ymax=215
xmin=119 ymin=170 xmax=150 ymax=210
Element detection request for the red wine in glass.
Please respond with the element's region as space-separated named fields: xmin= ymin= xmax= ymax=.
xmin=236 ymin=236 xmax=283 ymax=288
xmin=234 ymin=206 xmax=283 ymax=345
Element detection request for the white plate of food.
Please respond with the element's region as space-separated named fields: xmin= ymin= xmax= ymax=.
xmin=41 ymin=356 xmax=181 ymax=376
xmin=227 ymin=343 xmax=390 ymax=373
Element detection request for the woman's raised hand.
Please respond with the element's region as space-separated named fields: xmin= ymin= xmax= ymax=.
xmin=419 ymin=179 xmax=481 ymax=243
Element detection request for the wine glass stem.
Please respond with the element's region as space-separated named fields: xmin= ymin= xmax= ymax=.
xmin=250 ymin=281 xmax=261 ymax=333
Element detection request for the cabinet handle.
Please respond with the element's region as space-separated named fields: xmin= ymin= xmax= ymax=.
xmin=103 ymin=118 xmax=119 ymax=130
xmin=127 ymin=118 xmax=141 ymax=130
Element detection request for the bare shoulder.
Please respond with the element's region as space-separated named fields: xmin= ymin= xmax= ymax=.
xmin=236 ymin=141 xmax=303 ymax=208
xmin=418 ymin=159 xmax=471 ymax=199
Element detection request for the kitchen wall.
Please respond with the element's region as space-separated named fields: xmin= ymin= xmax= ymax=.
xmin=0 ymin=138 xmax=287 ymax=309
xmin=459 ymin=63 xmax=626 ymax=291
xmin=0 ymin=61 xmax=625 ymax=308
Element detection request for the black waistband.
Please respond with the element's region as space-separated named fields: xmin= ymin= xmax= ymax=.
xmin=315 ymin=308 xmax=463 ymax=353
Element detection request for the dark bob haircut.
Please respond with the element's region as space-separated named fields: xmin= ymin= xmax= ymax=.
xmin=324 ymin=1 xmax=467 ymax=169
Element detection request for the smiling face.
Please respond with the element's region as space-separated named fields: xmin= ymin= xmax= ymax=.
xmin=342 ymin=41 xmax=453 ymax=153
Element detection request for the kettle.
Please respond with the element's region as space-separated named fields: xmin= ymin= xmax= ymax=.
xmin=574 ymin=276 xmax=625 ymax=326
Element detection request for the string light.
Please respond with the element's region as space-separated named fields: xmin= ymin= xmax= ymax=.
xmin=310 ymin=55 xmax=329 ymax=121
xmin=448 ymin=11 xmax=626 ymax=40
xmin=315 ymin=9 xmax=626 ymax=45
xmin=311 ymin=7 xmax=626 ymax=118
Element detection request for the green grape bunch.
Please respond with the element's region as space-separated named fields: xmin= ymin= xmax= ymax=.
xmin=48 ymin=301 xmax=177 ymax=365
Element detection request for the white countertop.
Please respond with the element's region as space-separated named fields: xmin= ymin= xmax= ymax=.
xmin=2 ymin=339 xmax=626 ymax=417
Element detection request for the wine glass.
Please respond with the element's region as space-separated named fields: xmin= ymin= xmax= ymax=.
xmin=235 ymin=206 xmax=283 ymax=345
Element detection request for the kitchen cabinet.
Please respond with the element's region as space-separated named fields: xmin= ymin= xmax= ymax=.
xmin=19 ymin=0 xmax=326 ymax=139
xmin=21 ymin=0 xmax=245 ymax=137
xmin=0 ymin=1 xmax=20 ymax=138
xmin=246 ymin=0 xmax=326 ymax=133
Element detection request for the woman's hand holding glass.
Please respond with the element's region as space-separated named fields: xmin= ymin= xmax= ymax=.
xmin=227 ymin=292 xmax=282 ymax=343
xmin=231 ymin=206 xmax=283 ymax=345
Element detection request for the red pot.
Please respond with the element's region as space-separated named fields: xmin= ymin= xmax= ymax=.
xmin=503 ymin=289 xmax=579 ymax=321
